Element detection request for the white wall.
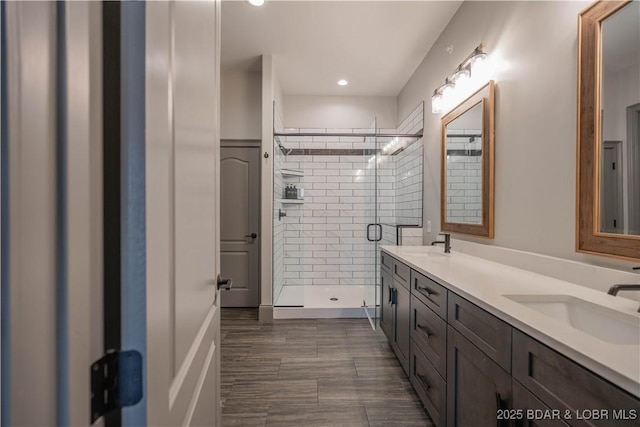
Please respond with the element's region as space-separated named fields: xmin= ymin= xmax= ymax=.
xmin=220 ymin=69 xmax=261 ymax=140
xmin=399 ymin=1 xmax=637 ymax=270
xmin=284 ymin=95 xmax=397 ymax=129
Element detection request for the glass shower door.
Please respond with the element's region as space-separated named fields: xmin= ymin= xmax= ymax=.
xmin=362 ymin=119 xmax=380 ymax=327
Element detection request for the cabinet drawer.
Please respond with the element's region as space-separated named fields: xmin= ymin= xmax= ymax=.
xmin=380 ymin=251 xmax=392 ymax=272
xmin=393 ymin=259 xmax=410 ymax=289
xmin=411 ymin=270 xmax=448 ymax=319
xmin=411 ymin=294 xmax=447 ymax=378
xmin=411 ymin=340 xmax=446 ymax=427
xmin=448 ymin=293 xmax=512 ymax=372
xmin=513 ymin=330 xmax=640 ymax=427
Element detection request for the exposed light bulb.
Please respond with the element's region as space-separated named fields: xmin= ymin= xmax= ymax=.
xmin=442 ymin=78 xmax=455 ymax=97
xmin=431 ymin=89 xmax=443 ymax=114
xmin=337 ymin=79 xmax=348 ymax=86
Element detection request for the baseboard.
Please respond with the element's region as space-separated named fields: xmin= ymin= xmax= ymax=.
xmin=258 ymin=304 xmax=274 ymax=322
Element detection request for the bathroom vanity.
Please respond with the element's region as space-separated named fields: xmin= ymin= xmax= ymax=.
xmin=380 ymin=246 xmax=640 ymax=427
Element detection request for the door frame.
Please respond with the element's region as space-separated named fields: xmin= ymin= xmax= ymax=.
xmin=220 ymin=139 xmax=262 ymax=307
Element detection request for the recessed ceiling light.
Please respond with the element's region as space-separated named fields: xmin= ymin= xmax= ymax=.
xmin=337 ymin=79 xmax=348 ymax=86
xmin=248 ymin=0 xmax=264 ymax=6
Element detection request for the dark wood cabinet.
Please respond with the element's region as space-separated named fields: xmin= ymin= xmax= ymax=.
xmin=411 ymin=269 xmax=448 ymax=319
xmin=411 ymin=340 xmax=447 ymax=427
xmin=447 ymin=326 xmax=512 ymax=427
xmin=379 ymin=250 xmax=640 ymax=427
xmin=411 ymin=294 xmax=447 ymax=378
xmin=380 ymin=266 xmax=393 ymax=340
xmin=392 ymin=258 xmax=410 ymax=288
xmin=380 ymin=258 xmax=410 ymax=374
xmin=448 ymin=292 xmax=512 ymax=372
xmin=512 ymin=380 xmax=571 ymax=427
xmin=512 ymin=330 xmax=640 ymax=427
xmin=393 ymin=281 xmax=410 ymax=374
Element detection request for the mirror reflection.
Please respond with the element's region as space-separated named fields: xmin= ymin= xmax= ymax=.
xmin=600 ymin=0 xmax=640 ymax=235
xmin=441 ymin=80 xmax=494 ymax=238
xmin=445 ymin=102 xmax=483 ymax=225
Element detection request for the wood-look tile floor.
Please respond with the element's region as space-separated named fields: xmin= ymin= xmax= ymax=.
xmin=221 ymin=308 xmax=434 ymax=427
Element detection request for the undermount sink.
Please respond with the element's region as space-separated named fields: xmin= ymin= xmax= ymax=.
xmin=400 ymin=247 xmax=448 ymax=256
xmin=504 ymin=294 xmax=640 ymax=345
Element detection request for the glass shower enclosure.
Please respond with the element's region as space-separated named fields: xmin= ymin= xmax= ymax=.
xmin=272 ymin=102 xmax=424 ymax=327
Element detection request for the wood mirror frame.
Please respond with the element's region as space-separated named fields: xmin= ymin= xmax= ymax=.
xmin=577 ymin=0 xmax=640 ymax=261
xmin=441 ymin=81 xmax=495 ymax=238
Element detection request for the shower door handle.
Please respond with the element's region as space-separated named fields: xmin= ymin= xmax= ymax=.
xmin=366 ymin=224 xmax=374 ymax=242
xmin=366 ymin=224 xmax=383 ymax=242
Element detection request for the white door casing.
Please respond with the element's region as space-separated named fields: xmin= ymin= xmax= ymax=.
xmin=146 ymin=1 xmax=221 ymax=426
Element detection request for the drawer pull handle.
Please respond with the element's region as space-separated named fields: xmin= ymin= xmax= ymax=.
xmin=417 ymin=324 xmax=433 ymax=339
xmin=495 ymin=392 xmax=508 ymax=427
xmin=417 ymin=373 xmax=432 ymax=391
xmin=417 ymin=285 xmax=436 ymax=297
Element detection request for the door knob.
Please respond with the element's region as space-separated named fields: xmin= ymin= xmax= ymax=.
xmin=217 ymin=274 xmax=233 ymax=290
xmin=244 ymin=233 xmax=257 ymax=239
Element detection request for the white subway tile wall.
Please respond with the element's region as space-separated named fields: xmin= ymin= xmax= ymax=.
xmin=394 ymin=102 xmax=424 ymax=226
xmin=446 ymin=129 xmax=482 ymax=224
xmin=273 ymin=103 xmax=424 ymax=304
xmin=400 ymin=226 xmax=424 ymax=246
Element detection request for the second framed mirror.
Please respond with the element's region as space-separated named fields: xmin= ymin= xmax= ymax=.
xmin=441 ymin=80 xmax=495 ymax=238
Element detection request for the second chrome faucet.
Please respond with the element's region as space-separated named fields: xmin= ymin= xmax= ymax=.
xmin=431 ymin=233 xmax=451 ymax=254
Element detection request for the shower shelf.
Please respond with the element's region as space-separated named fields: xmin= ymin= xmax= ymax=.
xmin=281 ymin=169 xmax=304 ymax=178
xmin=278 ymin=199 xmax=304 ymax=205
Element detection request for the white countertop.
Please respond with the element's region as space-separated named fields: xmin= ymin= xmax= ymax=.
xmin=381 ymin=245 xmax=640 ymax=398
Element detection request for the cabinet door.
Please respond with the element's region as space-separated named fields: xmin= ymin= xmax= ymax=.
xmin=394 ymin=282 xmax=411 ymax=374
xmin=380 ymin=267 xmax=394 ymax=341
xmin=512 ymin=330 xmax=640 ymax=427
xmin=447 ymin=326 xmax=511 ymax=427
xmin=512 ymin=380 xmax=570 ymax=427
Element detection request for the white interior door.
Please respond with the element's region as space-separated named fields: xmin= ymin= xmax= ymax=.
xmin=3 ymin=2 xmax=104 ymax=425
xmin=221 ymin=145 xmax=261 ymax=307
xmin=145 ymin=1 xmax=221 ymax=426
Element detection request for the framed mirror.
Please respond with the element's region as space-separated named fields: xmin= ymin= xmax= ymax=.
xmin=577 ymin=0 xmax=640 ymax=260
xmin=441 ymin=81 xmax=495 ymax=238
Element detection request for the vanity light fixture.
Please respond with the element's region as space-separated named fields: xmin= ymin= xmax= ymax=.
xmin=337 ymin=79 xmax=348 ymax=86
xmin=432 ymin=44 xmax=490 ymax=114
xmin=452 ymin=63 xmax=471 ymax=87
xmin=431 ymin=88 xmax=443 ymax=114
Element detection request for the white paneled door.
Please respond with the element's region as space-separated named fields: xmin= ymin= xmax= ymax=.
xmin=146 ymin=1 xmax=222 ymax=426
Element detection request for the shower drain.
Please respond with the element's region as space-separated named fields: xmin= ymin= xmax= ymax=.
xmin=330 ymin=297 xmax=339 ymax=301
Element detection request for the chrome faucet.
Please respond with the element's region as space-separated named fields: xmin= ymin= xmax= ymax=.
xmin=431 ymin=233 xmax=451 ymax=254
xmin=607 ymin=284 xmax=640 ymax=312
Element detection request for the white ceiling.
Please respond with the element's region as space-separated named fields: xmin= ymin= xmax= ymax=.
xmin=221 ymin=0 xmax=463 ymax=96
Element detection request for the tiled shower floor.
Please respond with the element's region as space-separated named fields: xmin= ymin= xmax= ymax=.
xmin=274 ymin=285 xmax=378 ymax=319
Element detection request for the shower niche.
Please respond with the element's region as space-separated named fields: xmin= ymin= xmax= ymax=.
xmin=271 ymin=103 xmax=424 ymax=326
